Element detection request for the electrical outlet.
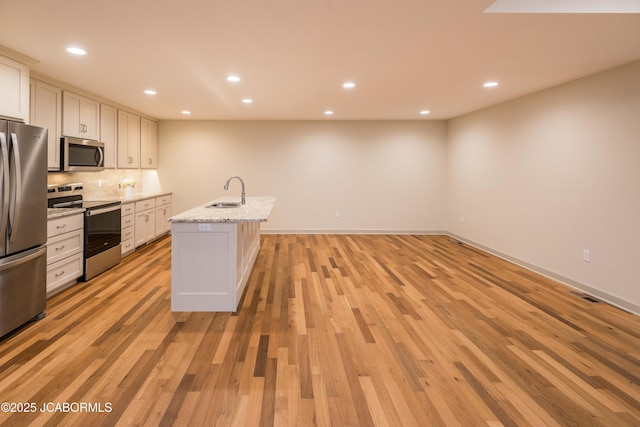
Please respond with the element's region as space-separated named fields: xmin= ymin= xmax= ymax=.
xmin=336 ymin=211 xmax=341 ymax=218
xmin=583 ymin=250 xmax=591 ymax=263
xmin=460 ymin=215 xmax=464 ymax=224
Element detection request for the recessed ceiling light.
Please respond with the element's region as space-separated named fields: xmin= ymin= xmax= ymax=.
xmin=144 ymin=89 xmax=157 ymax=95
xmin=66 ymin=47 xmax=87 ymax=56
xmin=420 ymin=110 xmax=430 ymax=115
xmin=483 ymin=81 xmax=499 ymax=88
xmin=342 ymin=82 xmax=356 ymax=89
xmin=485 ymin=0 xmax=640 ymax=13
xmin=181 ymin=110 xmax=191 ymax=115
xmin=227 ymin=75 xmax=241 ymax=82
xmin=324 ymin=110 xmax=334 ymax=116
xmin=242 ymin=98 xmax=253 ymax=104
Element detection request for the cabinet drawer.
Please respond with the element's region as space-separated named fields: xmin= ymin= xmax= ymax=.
xmin=47 ymin=252 xmax=83 ymax=293
xmin=47 ymin=228 xmax=83 ymax=265
xmin=121 ymin=237 xmax=135 ymax=255
xmin=156 ymin=195 xmax=171 ymax=205
xmin=122 ymin=226 xmax=134 ymax=241
xmin=135 ymin=198 xmax=156 ymax=211
xmin=47 ymin=214 xmax=83 ymax=238
xmin=121 ymin=202 xmax=135 ymax=216
xmin=121 ymin=214 xmax=134 ymax=230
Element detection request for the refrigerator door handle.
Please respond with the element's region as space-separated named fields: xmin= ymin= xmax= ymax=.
xmin=0 ymin=132 xmax=9 ymax=239
xmin=8 ymin=132 xmax=22 ymax=242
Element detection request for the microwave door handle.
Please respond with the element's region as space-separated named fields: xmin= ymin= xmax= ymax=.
xmin=8 ymin=133 xmax=21 ymax=242
xmin=97 ymin=146 xmax=104 ymax=167
xmin=0 ymin=132 xmax=9 ymax=239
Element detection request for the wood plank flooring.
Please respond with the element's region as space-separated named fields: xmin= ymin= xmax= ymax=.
xmin=1 ymin=234 xmax=639 ymax=426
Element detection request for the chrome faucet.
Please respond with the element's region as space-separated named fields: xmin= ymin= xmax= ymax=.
xmin=224 ymin=176 xmax=246 ymax=204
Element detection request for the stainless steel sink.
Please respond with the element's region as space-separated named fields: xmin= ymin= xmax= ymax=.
xmin=206 ymin=202 xmax=242 ymax=208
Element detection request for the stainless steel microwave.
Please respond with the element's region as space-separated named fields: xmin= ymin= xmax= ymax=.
xmin=61 ymin=137 xmax=105 ymax=171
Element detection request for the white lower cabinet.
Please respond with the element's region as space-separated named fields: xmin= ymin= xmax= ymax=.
xmin=171 ymin=220 xmax=260 ymax=312
xmin=155 ymin=195 xmax=172 ymax=236
xmin=46 ymin=213 xmax=84 ymax=295
xmin=134 ymin=198 xmax=156 ymax=247
xmin=121 ymin=194 xmax=172 ymax=255
xmin=121 ymin=202 xmax=135 ymax=256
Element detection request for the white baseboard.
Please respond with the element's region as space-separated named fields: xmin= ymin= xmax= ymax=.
xmin=260 ymin=228 xmax=447 ymax=235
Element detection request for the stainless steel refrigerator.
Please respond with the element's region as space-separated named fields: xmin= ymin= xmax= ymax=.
xmin=0 ymin=119 xmax=47 ymax=338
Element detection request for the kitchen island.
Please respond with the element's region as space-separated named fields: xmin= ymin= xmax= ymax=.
xmin=168 ymin=197 xmax=276 ymax=311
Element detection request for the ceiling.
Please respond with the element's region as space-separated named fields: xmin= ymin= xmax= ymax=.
xmin=2 ymin=0 xmax=639 ymax=120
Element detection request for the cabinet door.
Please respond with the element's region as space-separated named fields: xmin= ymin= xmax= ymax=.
xmin=82 ymin=97 xmax=99 ymax=140
xmin=30 ymin=80 xmax=62 ymax=170
xmin=117 ymin=110 xmax=140 ymax=168
xmin=62 ymin=91 xmax=83 ymax=137
xmin=134 ymin=209 xmax=155 ymax=247
xmin=62 ymin=92 xmax=99 ymax=139
xmin=100 ymin=104 xmax=117 ymax=168
xmin=134 ymin=211 xmax=147 ymax=247
xmin=0 ymin=55 xmax=29 ymax=122
xmin=155 ymin=204 xmax=171 ymax=235
xmin=140 ymin=117 xmax=158 ymax=169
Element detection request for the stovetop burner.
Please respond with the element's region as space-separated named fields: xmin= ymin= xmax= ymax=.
xmin=47 ymin=182 xmax=121 ymax=210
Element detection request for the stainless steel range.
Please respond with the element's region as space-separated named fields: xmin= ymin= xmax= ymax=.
xmin=48 ymin=183 xmax=121 ymax=280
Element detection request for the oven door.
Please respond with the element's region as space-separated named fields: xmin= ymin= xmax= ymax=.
xmin=85 ymin=205 xmax=121 ymax=258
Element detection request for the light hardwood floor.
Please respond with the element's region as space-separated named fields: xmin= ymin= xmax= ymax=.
xmin=0 ymin=234 xmax=639 ymax=426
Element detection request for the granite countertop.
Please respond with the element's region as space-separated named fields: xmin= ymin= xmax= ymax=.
xmin=169 ymin=197 xmax=276 ymax=223
xmin=47 ymin=207 xmax=85 ymax=219
xmin=102 ymin=191 xmax=172 ymax=204
xmin=47 ymin=192 xmax=172 ymax=219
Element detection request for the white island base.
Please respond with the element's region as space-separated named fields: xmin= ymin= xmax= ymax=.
xmin=169 ymin=196 xmax=275 ymax=312
xmin=171 ymin=221 xmax=260 ymax=312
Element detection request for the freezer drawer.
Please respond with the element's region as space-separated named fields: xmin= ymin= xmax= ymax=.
xmin=0 ymin=246 xmax=46 ymax=338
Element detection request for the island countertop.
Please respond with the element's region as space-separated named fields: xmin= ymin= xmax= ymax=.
xmin=169 ymin=196 xmax=276 ymax=223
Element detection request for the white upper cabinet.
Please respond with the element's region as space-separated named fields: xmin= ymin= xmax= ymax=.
xmin=100 ymin=104 xmax=117 ymax=168
xmin=117 ymin=110 xmax=140 ymax=168
xmin=0 ymin=55 xmax=29 ymax=122
xmin=62 ymin=91 xmax=99 ymax=140
xmin=30 ymin=79 xmax=62 ymax=170
xmin=140 ymin=117 xmax=158 ymax=169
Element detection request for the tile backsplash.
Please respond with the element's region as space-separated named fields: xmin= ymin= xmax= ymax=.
xmin=48 ymin=169 xmax=162 ymax=199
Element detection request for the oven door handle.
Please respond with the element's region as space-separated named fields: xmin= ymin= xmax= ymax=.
xmin=86 ymin=205 xmax=121 ymax=216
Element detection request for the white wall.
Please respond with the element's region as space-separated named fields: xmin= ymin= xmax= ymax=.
xmin=157 ymin=62 xmax=639 ymax=312
xmin=446 ymin=60 xmax=640 ymax=312
xmin=158 ymin=120 xmax=447 ymax=233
